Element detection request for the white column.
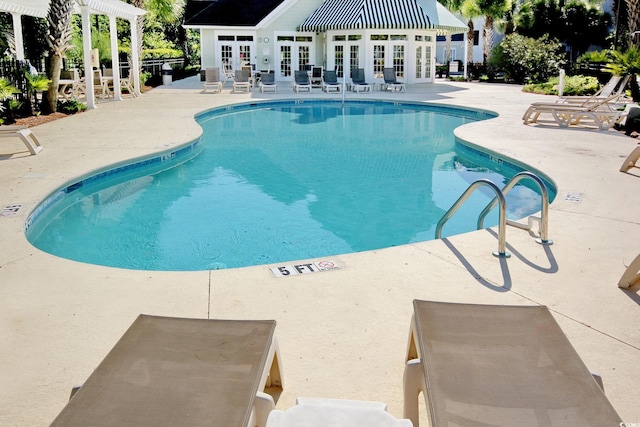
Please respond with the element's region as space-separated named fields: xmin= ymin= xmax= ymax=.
xmin=80 ymin=5 xmax=96 ymax=109
xmin=129 ymin=19 xmax=142 ymax=96
xmin=463 ymin=32 xmax=468 ymax=79
xmin=109 ymin=15 xmax=122 ymax=101
xmin=11 ymin=13 xmax=25 ymax=61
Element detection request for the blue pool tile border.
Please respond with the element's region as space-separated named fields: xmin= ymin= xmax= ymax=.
xmin=25 ymin=140 xmax=200 ymax=233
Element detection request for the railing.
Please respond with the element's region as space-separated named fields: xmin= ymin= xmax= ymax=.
xmin=435 ymin=179 xmax=510 ymax=258
xmin=478 ymin=171 xmax=553 ymax=245
xmin=435 ymin=172 xmax=553 ymax=258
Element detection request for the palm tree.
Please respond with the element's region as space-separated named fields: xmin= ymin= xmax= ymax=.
xmin=626 ymin=0 xmax=640 ymax=46
xmin=45 ymin=0 xmax=74 ymax=113
xmin=127 ymin=0 xmax=182 ymax=73
xmin=464 ymin=0 xmax=512 ymax=63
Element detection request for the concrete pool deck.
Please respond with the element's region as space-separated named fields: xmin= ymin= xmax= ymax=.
xmin=1 ymin=76 xmax=639 ymax=426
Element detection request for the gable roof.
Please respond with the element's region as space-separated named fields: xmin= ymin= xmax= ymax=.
xmin=184 ymin=0 xmax=285 ymax=27
xmin=298 ymin=0 xmax=467 ymax=33
xmin=0 ymin=0 xmax=145 ymax=20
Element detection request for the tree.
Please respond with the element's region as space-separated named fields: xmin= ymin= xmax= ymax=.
xmin=463 ymin=0 xmax=512 ymax=63
xmin=626 ymin=0 xmax=640 ymax=46
xmin=45 ymin=0 xmax=74 ymax=114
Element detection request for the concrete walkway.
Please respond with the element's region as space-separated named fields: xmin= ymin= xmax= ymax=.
xmin=1 ymin=77 xmax=639 ymax=426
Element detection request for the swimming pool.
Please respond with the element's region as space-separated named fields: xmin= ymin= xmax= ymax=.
xmin=26 ymin=100 xmax=555 ymax=271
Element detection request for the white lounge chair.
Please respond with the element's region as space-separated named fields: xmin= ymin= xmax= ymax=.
xmin=232 ymin=69 xmax=252 ymax=93
xmin=522 ymin=94 xmax=626 ymax=130
xmin=49 ymin=315 xmax=284 ymax=427
xmin=259 ymin=72 xmax=277 ymax=93
xmin=0 ymin=125 xmax=43 ymax=155
xmin=403 ymin=300 xmax=622 ymax=427
xmin=266 ymin=398 xmax=412 ymax=427
xmin=618 ymin=252 xmax=640 ymax=288
xmin=293 ymin=70 xmax=312 ymax=92
xmin=383 ymin=68 xmax=405 ymax=92
xmin=203 ymin=67 xmax=223 ymax=93
xmin=321 ymin=70 xmax=341 ymax=93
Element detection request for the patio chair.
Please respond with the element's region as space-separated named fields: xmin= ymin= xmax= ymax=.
xmin=266 ymin=398 xmax=412 ymax=427
xmin=293 ymin=70 xmax=312 ymax=93
xmin=0 ymin=125 xmax=43 ymax=155
xmin=350 ymin=68 xmax=371 ymax=93
xmin=232 ymin=69 xmax=252 ymax=93
xmin=522 ymin=94 xmax=626 ymax=130
xmin=310 ymin=66 xmax=323 ymax=88
xmin=203 ymin=67 xmax=223 ymax=93
xmin=382 ymin=68 xmax=405 ymax=92
xmin=49 ymin=315 xmax=284 ymax=427
xmin=321 ymin=70 xmax=341 ymax=93
xmin=403 ymin=300 xmax=622 ymax=427
xmin=120 ymin=72 xmax=137 ymax=97
xmin=259 ymin=72 xmax=278 ymax=93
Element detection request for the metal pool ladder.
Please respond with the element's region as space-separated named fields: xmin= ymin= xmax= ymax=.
xmin=435 ymin=171 xmax=553 ymax=258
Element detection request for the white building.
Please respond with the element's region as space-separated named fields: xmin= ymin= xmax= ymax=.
xmin=184 ymin=0 xmax=468 ymax=84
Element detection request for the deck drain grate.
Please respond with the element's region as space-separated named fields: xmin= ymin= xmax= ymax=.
xmin=565 ymin=192 xmax=583 ymax=202
xmin=1 ymin=204 xmax=23 ymax=217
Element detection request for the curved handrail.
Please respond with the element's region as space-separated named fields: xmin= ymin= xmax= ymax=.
xmin=477 ymin=171 xmax=551 ymax=244
xmin=435 ymin=179 xmax=509 ymax=257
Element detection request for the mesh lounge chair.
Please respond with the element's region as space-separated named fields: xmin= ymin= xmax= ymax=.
xmin=383 ymin=68 xmax=405 ymax=92
xmin=0 ymin=125 xmax=43 ymax=155
xmin=321 ymin=70 xmax=341 ymax=93
xmin=259 ymin=72 xmax=278 ymax=93
xmin=293 ymin=70 xmax=312 ymax=93
xmin=232 ymin=69 xmax=252 ymax=93
xmin=49 ymin=315 xmax=284 ymax=427
xmin=350 ymin=68 xmax=371 ymax=93
xmin=522 ymin=94 xmax=625 ymax=130
xmin=559 ymin=74 xmax=630 ymax=104
xmin=203 ymin=67 xmax=223 ymax=93
xmin=403 ymin=300 xmax=622 ymax=427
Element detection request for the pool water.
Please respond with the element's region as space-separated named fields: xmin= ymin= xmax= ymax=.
xmin=26 ymin=100 xmax=554 ymax=271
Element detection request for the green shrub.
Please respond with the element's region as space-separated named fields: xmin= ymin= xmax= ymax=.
xmin=57 ymin=99 xmax=87 ymax=114
xmin=523 ymin=75 xmax=601 ymax=95
xmin=490 ymin=34 xmax=566 ymax=84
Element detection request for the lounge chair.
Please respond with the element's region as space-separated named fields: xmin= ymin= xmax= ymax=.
xmin=350 ymin=68 xmax=371 ymax=93
xmin=203 ymin=67 xmax=223 ymax=93
xmin=383 ymin=68 xmax=405 ymax=92
xmin=266 ymin=398 xmax=412 ymax=427
xmin=0 ymin=125 xmax=43 ymax=155
xmin=232 ymin=69 xmax=252 ymax=93
xmin=293 ymin=70 xmax=312 ymax=93
xmin=120 ymin=72 xmax=137 ymax=97
xmin=618 ymin=252 xmax=640 ymax=288
xmin=522 ymin=94 xmax=625 ymax=130
xmin=259 ymin=72 xmax=278 ymax=93
xmin=321 ymin=70 xmax=341 ymax=93
xmin=403 ymin=300 xmax=622 ymax=427
xmin=620 ymin=145 xmax=640 ymax=172
xmin=49 ymin=315 xmax=284 ymax=427
xmin=310 ymin=66 xmax=323 ymax=88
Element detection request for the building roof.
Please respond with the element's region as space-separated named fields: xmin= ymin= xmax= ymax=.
xmin=0 ymin=0 xmax=145 ymax=20
xmin=298 ymin=0 xmax=467 ymax=33
xmin=184 ymin=0 xmax=285 ymax=27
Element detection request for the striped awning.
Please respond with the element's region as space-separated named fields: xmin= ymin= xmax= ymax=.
xmin=298 ymin=0 xmax=467 ymax=33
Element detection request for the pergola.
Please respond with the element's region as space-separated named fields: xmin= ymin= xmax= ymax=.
xmin=0 ymin=0 xmax=146 ymax=109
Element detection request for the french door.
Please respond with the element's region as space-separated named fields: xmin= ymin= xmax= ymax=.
xmin=218 ymin=35 xmax=255 ymax=70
